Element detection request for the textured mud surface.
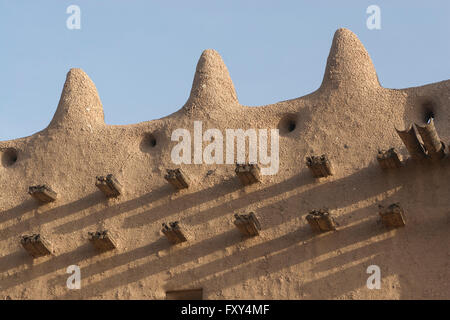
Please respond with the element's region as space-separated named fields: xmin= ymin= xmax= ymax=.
xmin=0 ymin=28 xmax=449 ymax=299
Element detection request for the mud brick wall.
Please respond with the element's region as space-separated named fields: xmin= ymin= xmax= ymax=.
xmin=0 ymin=28 xmax=449 ymax=299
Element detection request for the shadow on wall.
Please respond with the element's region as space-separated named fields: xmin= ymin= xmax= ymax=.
xmin=0 ymin=192 xmax=104 ymax=242
xmin=0 ymin=171 xmax=243 ymax=243
xmin=58 ymin=212 xmax=395 ymax=299
xmin=1 ymin=158 xmax=449 ymax=299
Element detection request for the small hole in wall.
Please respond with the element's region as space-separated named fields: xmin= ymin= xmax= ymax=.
xmin=422 ymin=101 xmax=435 ymax=124
xmin=278 ymin=114 xmax=297 ymax=135
xmin=424 ymin=110 xmax=435 ymax=124
xmin=149 ymin=136 xmax=157 ymax=147
xmin=140 ymin=132 xmax=158 ymax=152
xmin=287 ymin=120 xmax=296 ymax=132
xmin=1 ymin=148 xmax=18 ymax=167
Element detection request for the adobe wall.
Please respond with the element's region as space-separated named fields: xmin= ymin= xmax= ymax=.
xmin=0 ymin=28 xmax=449 ymax=299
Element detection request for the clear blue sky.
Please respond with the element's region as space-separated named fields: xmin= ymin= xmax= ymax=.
xmin=1 ymin=1 xmax=449 ymax=140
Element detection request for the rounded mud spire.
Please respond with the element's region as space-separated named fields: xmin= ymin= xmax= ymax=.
xmin=48 ymin=68 xmax=105 ymax=130
xmin=183 ymin=49 xmax=239 ymax=116
xmin=320 ymin=28 xmax=380 ymax=90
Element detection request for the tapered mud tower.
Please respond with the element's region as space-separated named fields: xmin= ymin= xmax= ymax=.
xmin=48 ymin=68 xmax=105 ymax=130
xmin=183 ymin=49 xmax=239 ymax=117
xmin=320 ymin=28 xmax=380 ymax=90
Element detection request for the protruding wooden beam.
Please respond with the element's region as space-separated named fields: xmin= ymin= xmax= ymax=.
xmin=306 ymin=209 xmax=336 ymax=233
xmin=235 ymin=163 xmax=261 ymax=186
xmin=379 ymin=203 xmax=406 ymax=228
xmin=305 ymin=155 xmax=333 ymax=178
xmin=96 ymin=174 xmax=123 ymax=197
xmin=415 ymin=119 xmax=446 ymax=160
xmin=162 ymin=221 xmax=187 ymax=244
xmin=20 ymin=234 xmax=52 ymax=258
xmin=28 ymin=185 xmax=57 ymax=203
xmin=164 ymin=169 xmax=190 ymax=190
xmin=395 ymin=125 xmax=427 ymax=160
xmin=377 ymin=148 xmax=403 ymax=169
xmin=233 ymin=212 xmax=261 ymax=237
xmin=88 ymin=230 xmax=117 ymax=252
